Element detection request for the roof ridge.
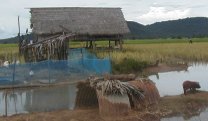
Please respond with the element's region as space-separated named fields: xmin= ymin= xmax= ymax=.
xmin=29 ymin=7 xmax=121 ymax=9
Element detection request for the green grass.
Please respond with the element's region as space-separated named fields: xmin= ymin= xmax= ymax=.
xmin=124 ymin=38 xmax=208 ymax=44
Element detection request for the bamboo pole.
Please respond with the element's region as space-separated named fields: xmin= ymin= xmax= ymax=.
xmin=18 ymin=16 xmax=21 ymax=54
xmin=5 ymin=91 xmax=7 ymax=116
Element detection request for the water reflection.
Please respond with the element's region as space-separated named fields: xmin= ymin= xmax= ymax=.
xmin=149 ymin=64 xmax=208 ymax=97
xmin=0 ymin=84 xmax=77 ymax=116
xmin=161 ymin=108 xmax=208 ymax=121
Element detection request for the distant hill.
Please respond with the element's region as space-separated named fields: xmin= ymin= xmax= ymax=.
xmin=127 ymin=21 xmax=152 ymax=39
xmin=127 ymin=17 xmax=208 ymax=39
xmin=0 ymin=36 xmax=19 ymax=44
xmin=1 ymin=17 xmax=208 ymax=43
xmin=0 ymin=34 xmax=34 ymax=44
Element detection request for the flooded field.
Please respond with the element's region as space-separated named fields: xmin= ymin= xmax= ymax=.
xmin=149 ymin=63 xmax=208 ymax=97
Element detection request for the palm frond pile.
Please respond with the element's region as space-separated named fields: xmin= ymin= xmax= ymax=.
xmin=88 ymin=76 xmax=144 ymax=100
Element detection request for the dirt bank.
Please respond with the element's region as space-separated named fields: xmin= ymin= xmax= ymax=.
xmin=157 ymin=91 xmax=208 ymax=118
xmin=143 ymin=63 xmax=188 ymax=76
xmin=1 ymin=91 xmax=208 ymax=121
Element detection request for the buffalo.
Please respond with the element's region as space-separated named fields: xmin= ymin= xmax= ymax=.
xmin=183 ymin=80 xmax=201 ymax=95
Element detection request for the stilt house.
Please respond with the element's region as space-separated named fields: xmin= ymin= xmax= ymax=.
xmin=20 ymin=7 xmax=130 ymax=62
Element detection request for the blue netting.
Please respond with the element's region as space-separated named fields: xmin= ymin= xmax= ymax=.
xmin=0 ymin=48 xmax=111 ymax=86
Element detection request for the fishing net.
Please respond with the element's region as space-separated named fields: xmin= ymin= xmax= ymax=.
xmin=0 ymin=48 xmax=111 ymax=86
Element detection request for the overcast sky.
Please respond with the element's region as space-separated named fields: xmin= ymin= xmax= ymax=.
xmin=0 ymin=0 xmax=208 ymax=39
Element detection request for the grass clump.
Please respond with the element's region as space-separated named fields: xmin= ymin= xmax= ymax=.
xmin=112 ymin=58 xmax=149 ymax=74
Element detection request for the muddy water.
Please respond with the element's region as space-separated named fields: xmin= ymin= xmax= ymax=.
xmin=161 ymin=108 xmax=208 ymax=121
xmin=149 ymin=63 xmax=208 ymax=121
xmin=149 ymin=63 xmax=208 ymax=97
xmin=0 ymin=84 xmax=77 ymax=116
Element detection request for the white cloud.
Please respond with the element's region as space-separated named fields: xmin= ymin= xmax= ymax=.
xmin=137 ymin=7 xmax=191 ymax=25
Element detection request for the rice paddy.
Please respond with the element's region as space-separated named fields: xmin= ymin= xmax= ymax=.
xmin=98 ymin=42 xmax=208 ymax=64
xmin=95 ymin=38 xmax=208 ymax=73
xmin=1 ymin=38 xmax=208 ymax=68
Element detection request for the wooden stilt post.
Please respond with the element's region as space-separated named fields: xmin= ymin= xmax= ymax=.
xmin=90 ymin=40 xmax=93 ymax=49
xmin=93 ymin=39 xmax=96 ymax=50
xmin=109 ymin=40 xmax=111 ymax=49
xmin=86 ymin=40 xmax=88 ymax=48
xmin=115 ymin=40 xmax=118 ymax=46
xmin=119 ymin=39 xmax=123 ymax=50
xmin=66 ymin=39 xmax=69 ymax=59
xmin=47 ymin=47 xmax=51 ymax=84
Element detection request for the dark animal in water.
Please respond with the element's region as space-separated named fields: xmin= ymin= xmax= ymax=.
xmin=183 ymin=80 xmax=201 ymax=95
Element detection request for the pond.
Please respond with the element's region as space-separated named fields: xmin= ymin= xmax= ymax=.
xmin=149 ymin=63 xmax=208 ymax=97
xmin=0 ymin=84 xmax=78 ymax=116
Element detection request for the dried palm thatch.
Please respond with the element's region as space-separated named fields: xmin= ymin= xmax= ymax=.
xmin=88 ymin=76 xmax=144 ymax=100
xmin=128 ymin=78 xmax=160 ymax=109
xmin=22 ymin=33 xmax=73 ymax=61
xmin=30 ymin=7 xmax=130 ymax=36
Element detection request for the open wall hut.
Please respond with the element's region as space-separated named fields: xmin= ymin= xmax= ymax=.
xmin=20 ymin=7 xmax=130 ymax=62
xmin=87 ymin=76 xmax=160 ymax=118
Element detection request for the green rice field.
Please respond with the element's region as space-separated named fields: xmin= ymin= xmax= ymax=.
xmin=1 ymin=38 xmax=208 ymax=72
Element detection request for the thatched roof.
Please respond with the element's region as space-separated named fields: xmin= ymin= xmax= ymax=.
xmin=30 ymin=7 xmax=130 ymax=36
